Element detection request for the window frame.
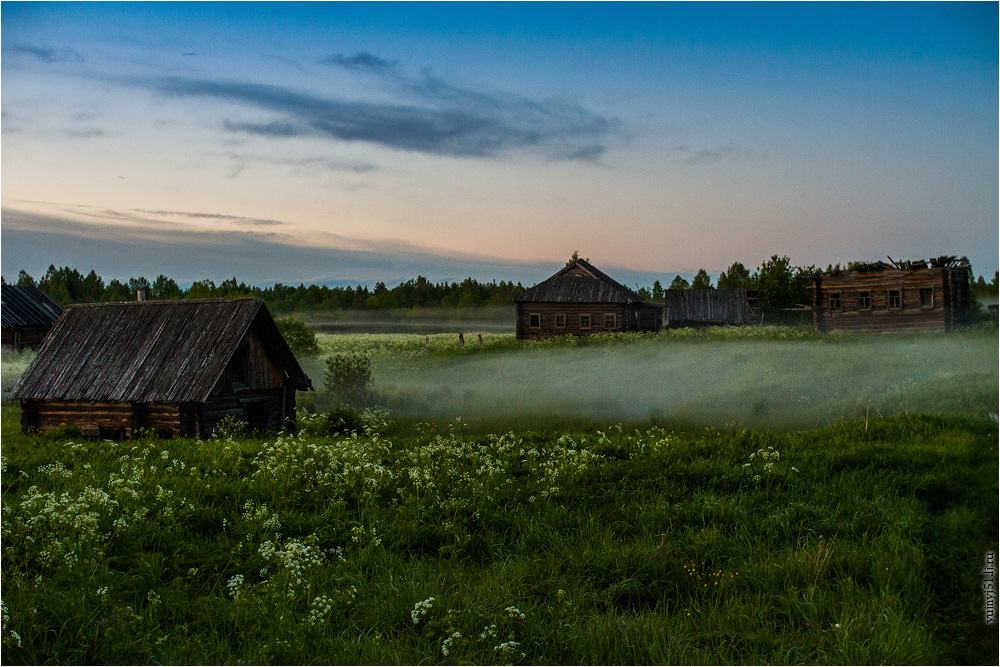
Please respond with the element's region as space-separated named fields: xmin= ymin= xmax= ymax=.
xmin=528 ymin=312 xmax=541 ymax=329
xmin=828 ymin=291 xmax=842 ymax=312
xmin=554 ymin=313 xmax=566 ymax=329
xmin=579 ymin=313 xmax=592 ymax=330
xmin=857 ymin=291 xmax=872 ymax=311
xmin=604 ymin=313 xmax=617 ymax=329
xmin=887 ymin=288 xmax=903 ymax=310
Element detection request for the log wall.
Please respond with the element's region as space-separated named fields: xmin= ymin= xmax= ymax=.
xmin=515 ymin=303 xmax=661 ymax=339
xmin=20 ymin=400 xmax=185 ymax=439
xmin=811 ymin=267 xmax=968 ymax=332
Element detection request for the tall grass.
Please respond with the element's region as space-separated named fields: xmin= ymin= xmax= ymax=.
xmin=2 ymin=403 xmax=996 ymax=664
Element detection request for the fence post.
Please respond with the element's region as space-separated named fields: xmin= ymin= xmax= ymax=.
xmin=459 ymin=332 xmax=465 ymax=348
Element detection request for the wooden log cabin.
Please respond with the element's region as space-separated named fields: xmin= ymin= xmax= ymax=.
xmin=803 ymin=257 xmax=971 ymax=333
xmin=1 ymin=284 xmax=64 ymax=351
xmin=11 ymin=298 xmax=312 ymax=439
xmin=514 ymin=259 xmax=662 ymax=339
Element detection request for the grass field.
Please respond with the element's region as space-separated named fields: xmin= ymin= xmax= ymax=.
xmin=2 ymin=326 xmax=997 ymax=664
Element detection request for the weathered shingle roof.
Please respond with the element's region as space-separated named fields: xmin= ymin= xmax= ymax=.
xmin=514 ymin=259 xmax=650 ymax=304
xmin=11 ymin=298 xmax=310 ymax=402
xmin=1 ymin=285 xmax=64 ymax=329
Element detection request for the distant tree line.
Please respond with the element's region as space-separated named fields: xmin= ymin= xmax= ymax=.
xmin=6 ymin=266 xmax=527 ymax=314
xmin=7 ymin=257 xmax=996 ymax=317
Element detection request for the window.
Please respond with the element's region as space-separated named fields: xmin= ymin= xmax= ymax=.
xmin=579 ymin=314 xmax=591 ymax=329
xmin=604 ymin=313 xmax=617 ymax=329
xmin=857 ymin=291 xmax=871 ymax=311
xmin=828 ymin=292 xmax=842 ymax=311
xmin=554 ymin=313 xmax=566 ymax=329
xmin=887 ymin=289 xmax=902 ymax=310
xmin=529 ymin=313 xmax=541 ymax=328
xmin=919 ymin=287 xmax=934 ymax=309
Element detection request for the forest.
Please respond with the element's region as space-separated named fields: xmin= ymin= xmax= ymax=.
xmin=7 ymin=256 xmax=998 ymax=317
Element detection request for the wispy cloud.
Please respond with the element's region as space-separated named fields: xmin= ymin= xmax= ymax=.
xmin=320 ymin=51 xmax=397 ymax=74
xmin=132 ymin=209 xmax=285 ymax=226
xmin=4 ymin=43 xmax=84 ymax=64
xmin=134 ymin=53 xmax=620 ymax=161
xmin=667 ymin=144 xmax=750 ymax=166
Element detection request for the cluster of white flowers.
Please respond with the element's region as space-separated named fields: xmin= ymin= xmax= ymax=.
xmin=2 ymin=600 xmax=22 ymax=648
xmin=350 ymin=524 xmax=382 ymax=548
xmin=411 ymin=596 xmax=435 ymax=624
xmin=441 ymin=630 xmax=462 ymax=656
xmin=226 ymin=574 xmax=245 ymax=598
xmin=494 ymin=640 xmax=523 ymax=656
xmin=307 ymin=595 xmax=334 ymax=626
xmin=743 ymin=445 xmax=781 ymax=482
xmin=505 ymin=605 xmax=526 ymax=620
xmin=258 ymin=534 xmax=326 ymax=594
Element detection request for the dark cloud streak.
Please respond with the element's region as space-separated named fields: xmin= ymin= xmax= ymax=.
xmin=4 ymin=43 xmax=84 ymax=63
xmin=138 ymin=62 xmax=619 ymax=160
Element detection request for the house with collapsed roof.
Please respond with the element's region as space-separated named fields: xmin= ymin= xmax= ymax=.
xmin=11 ymin=298 xmax=312 ymax=439
xmin=513 ymin=259 xmax=662 ymax=339
xmin=801 ymin=256 xmax=971 ymax=333
xmin=1 ymin=284 xmax=64 ymax=351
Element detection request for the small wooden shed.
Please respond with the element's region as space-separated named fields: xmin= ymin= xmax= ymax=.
xmin=1 ymin=284 xmax=64 ymax=350
xmin=803 ymin=257 xmax=970 ymax=333
xmin=514 ymin=259 xmax=662 ymax=339
xmin=662 ymin=288 xmax=758 ymax=327
xmin=11 ymin=298 xmax=312 ymax=439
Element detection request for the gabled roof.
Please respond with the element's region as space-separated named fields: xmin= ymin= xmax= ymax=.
xmin=514 ymin=259 xmax=651 ymax=304
xmin=11 ymin=298 xmax=311 ymax=402
xmin=1 ymin=285 xmax=64 ymax=329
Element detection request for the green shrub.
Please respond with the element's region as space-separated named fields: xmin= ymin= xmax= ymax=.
xmin=275 ymin=316 xmax=319 ymax=357
xmin=324 ymin=352 xmax=376 ymax=409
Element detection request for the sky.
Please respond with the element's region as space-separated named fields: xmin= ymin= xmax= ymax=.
xmin=2 ymin=1 xmax=997 ymax=288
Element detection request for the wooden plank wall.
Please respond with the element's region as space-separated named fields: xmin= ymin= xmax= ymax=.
xmin=662 ymin=289 xmax=753 ymax=326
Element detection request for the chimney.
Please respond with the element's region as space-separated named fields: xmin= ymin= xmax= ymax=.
xmin=137 ymin=289 xmax=147 ymax=302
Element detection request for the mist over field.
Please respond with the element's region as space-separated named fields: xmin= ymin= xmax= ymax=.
xmin=365 ymin=334 xmax=998 ymax=430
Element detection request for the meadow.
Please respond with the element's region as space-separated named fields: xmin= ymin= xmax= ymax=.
xmin=2 ymin=326 xmax=997 ymax=664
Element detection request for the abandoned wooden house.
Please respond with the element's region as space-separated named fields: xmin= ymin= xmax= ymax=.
xmin=803 ymin=256 xmax=971 ymax=333
xmin=514 ymin=259 xmax=662 ymax=339
xmin=662 ymin=288 xmax=758 ymax=327
xmin=11 ymin=298 xmax=312 ymax=439
xmin=1 ymin=284 xmax=64 ymax=351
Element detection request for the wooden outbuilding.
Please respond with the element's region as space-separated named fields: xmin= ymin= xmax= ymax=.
xmin=662 ymin=288 xmax=758 ymax=327
xmin=11 ymin=298 xmax=312 ymax=439
xmin=1 ymin=284 xmax=64 ymax=350
xmin=514 ymin=259 xmax=662 ymax=339
xmin=802 ymin=256 xmax=970 ymax=333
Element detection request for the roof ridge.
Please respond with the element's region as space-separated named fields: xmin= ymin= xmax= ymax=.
xmin=63 ymin=297 xmax=261 ymax=309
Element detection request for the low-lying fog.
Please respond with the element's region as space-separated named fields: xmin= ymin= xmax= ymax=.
xmin=369 ymin=337 xmax=998 ymax=429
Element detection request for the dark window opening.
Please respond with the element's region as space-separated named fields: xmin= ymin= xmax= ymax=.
xmin=529 ymin=313 xmax=541 ymax=328
xmin=579 ymin=314 xmax=591 ymax=329
xmin=243 ymin=401 xmax=269 ymax=433
xmin=857 ymin=291 xmax=871 ymax=311
xmin=230 ymin=345 xmax=250 ymax=389
xmin=554 ymin=314 xmax=566 ymax=328
xmin=888 ymin=289 xmax=902 ymax=310
xmin=919 ymin=287 xmax=934 ymax=309
xmin=604 ymin=313 xmax=617 ymax=329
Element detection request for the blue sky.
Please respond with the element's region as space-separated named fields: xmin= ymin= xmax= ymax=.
xmin=2 ymin=2 xmax=996 ymax=287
